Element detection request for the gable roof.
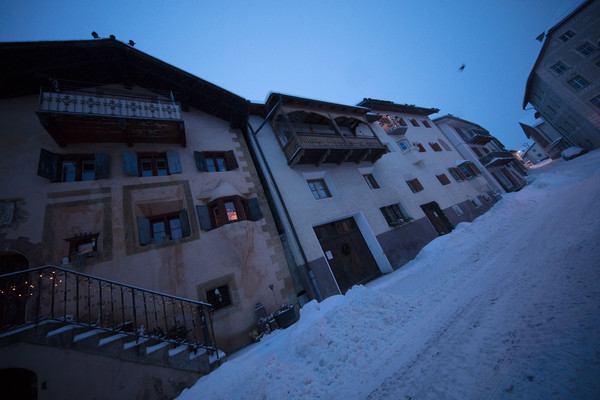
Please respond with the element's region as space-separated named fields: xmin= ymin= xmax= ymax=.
xmin=432 ymin=114 xmax=490 ymax=133
xmin=0 ymin=39 xmax=248 ymax=127
xmin=356 ymin=98 xmax=439 ymax=116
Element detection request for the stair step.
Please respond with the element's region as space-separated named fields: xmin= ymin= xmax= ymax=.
xmin=123 ymin=337 xmax=149 ymax=350
xmin=145 ymin=341 xmax=169 ymax=355
xmin=168 ymin=345 xmax=188 ymax=357
xmin=73 ymin=329 xmax=104 ymax=342
xmin=46 ymin=325 xmax=77 ymax=338
xmin=98 ymin=333 xmax=128 ymax=346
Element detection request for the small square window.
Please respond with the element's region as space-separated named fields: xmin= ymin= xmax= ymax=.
xmin=397 ymin=139 xmax=412 ymax=152
xmin=207 ymin=196 xmax=249 ymax=227
xmin=590 ymin=95 xmax=600 ymax=109
xmin=568 ymin=75 xmax=590 ymax=90
xmin=206 ymin=285 xmax=232 ymax=310
xmin=550 ymin=61 xmax=568 ymax=75
xmin=380 ymin=203 xmax=411 ymax=226
xmin=363 ymin=174 xmax=380 ymax=189
xmin=436 ymin=174 xmax=451 ymax=185
xmin=576 ymin=42 xmax=596 ymax=57
xmin=410 ymin=119 xmax=419 ymax=127
xmin=471 ymin=197 xmax=482 ymax=208
xmin=452 ymin=205 xmax=464 ymax=216
xmin=422 ymin=120 xmax=431 ymax=128
xmin=149 ymin=213 xmax=184 ymax=243
xmin=307 ymin=179 xmax=331 ymax=199
xmin=406 ymin=178 xmax=424 ymax=193
xmin=138 ymin=153 xmax=170 ymax=177
xmin=559 ymin=30 xmax=576 ymax=42
xmin=429 ymin=142 xmax=442 ymax=152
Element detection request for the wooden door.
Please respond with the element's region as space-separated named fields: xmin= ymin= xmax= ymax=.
xmin=314 ymin=217 xmax=381 ymax=293
xmin=420 ymin=202 xmax=453 ymax=236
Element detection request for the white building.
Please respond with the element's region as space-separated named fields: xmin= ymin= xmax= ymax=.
xmin=247 ymin=95 xmax=498 ymax=299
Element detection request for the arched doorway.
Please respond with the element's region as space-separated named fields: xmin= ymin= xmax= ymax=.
xmin=0 ymin=252 xmax=29 ymax=327
xmin=0 ymin=368 xmax=38 ymax=400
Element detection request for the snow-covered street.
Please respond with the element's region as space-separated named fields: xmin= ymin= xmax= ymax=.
xmin=178 ymin=151 xmax=600 ymax=400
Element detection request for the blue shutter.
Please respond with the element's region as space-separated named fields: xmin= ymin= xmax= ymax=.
xmin=247 ymin=197 xmax=263 ymax=221
xmin=196 ymin=205 xmax=213 ymax=230
xmin=194 ymin=151 xmax=207 ymax=171
xmin=137 ymin=217 xmax=151 ymax=245
xmin=94 ymin=153 xmax=110 ymax=180
xmin=37 ymin=148 xmax=60 ymax=182
xmin=167 ymin=152 xmax=182 ymax=174
xmin=179 ymin=208 xmax=191 ymax=237
xmin=122 ymin=152 xmax=139 ymax=176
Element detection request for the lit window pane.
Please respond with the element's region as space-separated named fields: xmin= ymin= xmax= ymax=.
xmin=152 ymin=221 xmax=166 ymax=243
xmin=225 ymin=201 xmax=238 ymax=221
xmin=82 ymin=160 xmax=95 ymax=181
xmin=62 ymin=161 xmax=76 ymax=182
xmin=156 ymin=159 xmax=168 ymax=176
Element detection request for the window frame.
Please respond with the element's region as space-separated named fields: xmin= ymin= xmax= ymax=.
xmin=410 ymin=119 xmax=420 ymax=127
xmin=429 ymin=142 xmax=443 ymax=152
xmin=206 ymin=284 xmax=232 ymax=310
xmin=363 ymin=174 xmax=380 ymax=189
xmin=436 ymin=173 xmax=451 ymax=185
xmin=148 ymin=212 xmax=185 ymax=243
xmin=590 ymin=95 xmax=600 ymax=109
xmin=397 ymin=139 xmax=412 ymax=152
xmin=208 ymin=196 xmax=249 ymax=227
xmin=380 ymin=203 xmax=411 ymax=226
xmin=38 ymin=149 xmax=110 ymax=183
xmin=307 ymin=179 xmax=332 ymax=200
xmin=194 ymin=150 xmax=238 ymax=172
xmin=422 ymin=120 xmax=431 ymax=128
xmin=550 ymin=61 xmax=568 ymax=75
xmin=406 ymin=178 xmax=424 ymax=193
xmin=576 ymin=42 xmax=596 ymax=57
xmin=65 ymin=233 xmax=99 ymax=258
xmin=137 ymin=152 xmax=170 ymax=177
xmin=559 ymin=29 xmax=576 ymax=42
xmin=568 ymin=75 xmax=590 ymax=90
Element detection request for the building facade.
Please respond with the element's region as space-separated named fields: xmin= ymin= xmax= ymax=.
xmin=434 ymin=115 xmax=528 ymax=193
xmin=523 ymin=0 xmax=600 ymax=150
xmin=519 ymin=118 xmax=571 ymax=159
xmin=247 ymin=95 xmax=498 ymax=300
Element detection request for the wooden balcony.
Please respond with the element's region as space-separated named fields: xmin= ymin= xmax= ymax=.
xmin=466 ymin=131 xmax=493 ymax=145
xmin=36 ymin=89 xmax=186 ymax=147
xmin=282 ymin=132 xmax=387 ymax=167
xmin=479 ymin=151 xmax=515 ymax=167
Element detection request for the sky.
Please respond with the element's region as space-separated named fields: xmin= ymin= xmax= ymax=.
xmin=176 ymin=150 xmax=600 ymax=399
xmin=0 ymin=0 xmax=586 ymax=150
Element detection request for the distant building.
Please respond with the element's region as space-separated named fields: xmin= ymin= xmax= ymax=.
xmin=434 ymin=115 xmax=527 ymax=193
xmin=523 ymin=0 xmax=600 ymax=150
xmin=247 ymin=96 xmax=498 ymax=299
xmin=519 ymin=118 xmax=570 ymax=159
xmin=522 ymin=141 xmax=549 ymax=165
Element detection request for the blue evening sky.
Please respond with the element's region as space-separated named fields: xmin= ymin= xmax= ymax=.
xmin=0 ymin=0 xmax=584 ymax=150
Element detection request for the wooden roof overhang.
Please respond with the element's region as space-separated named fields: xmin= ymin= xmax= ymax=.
xmin=357 ymin=98 xmax=439 ymax=116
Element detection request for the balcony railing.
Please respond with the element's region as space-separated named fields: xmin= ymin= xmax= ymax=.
xmin=479 ymin=151 xmax=515 ymax=167
xmin=466 ymin=131 xmax=493 ymax=145
xmin=281 ymin=129 xmax=387 ymax=166
xmin=36 ymin=86 xmax=186 ymax=147
xmin=0 ymin=266 xmax=217 ymax=353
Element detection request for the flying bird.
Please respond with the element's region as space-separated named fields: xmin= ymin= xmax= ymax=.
xmin=91 ymin=31 xmax=99 ymax=39
xmin=458 ymin=63 xmax=466 ymax=72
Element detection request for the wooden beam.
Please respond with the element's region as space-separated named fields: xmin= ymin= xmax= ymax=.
xmin=357 ymin=149 xmax=371 ymax=164
xmin=289 ymin=149 xmax=305 ymax=168
xmin=316 ymin=149 xmax=331 ymax=166
xmin=338 ymin=149 xmax=354 ymax=165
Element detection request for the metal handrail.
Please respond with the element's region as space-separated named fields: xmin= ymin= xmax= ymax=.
xmin=0 ymin=266 xmax=217 ymax=353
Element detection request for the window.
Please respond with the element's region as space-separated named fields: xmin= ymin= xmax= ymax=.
xmin=438 ymin=138 xmax=452 ymax=151
xmin=38 ymin=149 xmax=110 ymax=182
xmin=194 ymin=151 xmax=238 ymax=172
xmin=65 ymin=233 xmax=99 ymax=258
xmin=414 ymin=142 xmax=426 ymax=152
xmin=136 ymin=209 xmax=191 ymax=245
xmin=363 ymin=174 xmax=380 ymax=189
xmin=122 ymin=151 xmax=181 ymax=177
xmin=448 ymin=167 xmax=464 ymax=182
xmin=196 ymin=196 xmax=263 ymax=230
xmin=568 ymin=75 xmax=590 ymax=90
xmin=206 ymin=285 xmax=232 ymax=310
xmin=452 ymin=205 xmax=464 ymax=216
xmin=406 ymin=178 xmax=424 ymax=193
xmin=482 ymin=193 xmax=492 ymax=202
xmin=429 ymin=142 xmax=442 ymax=152
xmin=471 ymin=197 xmax=482 ymax=208
xmin=410 ymin=119 xmax=420 ymax=127
xmin=396 ymin=117 xmax=407 ymax=127
xmin=550 ymin=61 xmax=568 ymax=75
xmin=422 ymin=120 xmax=431 ymax=128
xmin=436 ymin=174 xmax=451 ymax=185
xmin=559 ymin=30 xmax=575 ymax=42
xmin=590 ymin=95 xmax=600 ymax=109
xmin=397 ymin=139 xmax=412 ymax=152
xmin=380 ymin=203 xmax=411 ymax=226
xmin=576 ymin=42 xmax=596 ymax=57
xmin=307 ymin=179 xmax=331 ymax=199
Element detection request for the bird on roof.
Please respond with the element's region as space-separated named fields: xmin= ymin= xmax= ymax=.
xmin=458 ymin=63 xmax=466 ymax=72
xmin=128 ymin=40 xmax=135 ymax=46
xmin=91 ymin=31 xmax=99 ymax=39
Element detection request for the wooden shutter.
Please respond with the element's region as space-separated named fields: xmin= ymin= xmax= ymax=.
xmin=448 ymin=168 xmax=463 ymax=182
xmin=469 ymin=162 xmax=481 ymax=175
xmin=179 ymin=208 xmax=191 ymax=237
xmin=196 ymin=205 xmax=213 ymax=230
xmin=410 ymin=178 xmax=424 ymax=192
xmin=166 ymin=152 xmax=182 ymax=174
xmin=94 ymin=153 xmax=110 ymax=180
xmin=37 ymin=148 xmax=60 ymax=182
xmin=194 ymin=151 xmax=207 ymax=171
xmin=225 ymin=150 xmax=238 ymax=170
xmin=122 ymin=152 xmax=139 ymax=176
xmin=136 ymin=216 xmax=151 ymax=245
xmin=247 ymin=197 xmax=263 ymax=221
xmin=417 ymin=143 xmax=426 ymax=152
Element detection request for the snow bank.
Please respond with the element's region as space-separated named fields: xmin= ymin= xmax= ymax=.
xmin=177 ymin=150 xmax=600 ymax=400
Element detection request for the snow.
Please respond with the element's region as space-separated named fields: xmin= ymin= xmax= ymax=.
xmin=177 ymin=150 xmax=600 ymax=400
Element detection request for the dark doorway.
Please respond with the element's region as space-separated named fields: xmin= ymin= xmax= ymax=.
xmin=0 ymin=253 xmax=29 ymax=327
xmin=420 ymin=202 xmax=453 ymax=236
xmin=0 ymin=368 xmax=38 ymax=400
xmin=314 ymin=217 xmax=381 ymax=293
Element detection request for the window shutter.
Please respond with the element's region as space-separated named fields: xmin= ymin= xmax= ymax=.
xmin=37 ymin=148 xmax=60 ymax=182
xmin=196 ymin=205 xmax=213 ymax=230
xmin=94 ymin=153 xmax=110 ymax=180
xmin=225 ymin=150 xmax=238 ymax=170
xmin=247 ymin=197 xmax=263 ymax=221
xmin=448 ymin=168 xmax=463 ymax=182
xmin=194 ymin=151 xmax=207 ymax=172
xmin=122 ymin=152 xmax=139 ymax=176
xmin=417 ymin=143 xmax=426 ymax=152
xmin=166 ymin=152 xmax=182 ymax=174
xmin=412 ymin=178 xmax=424 ymax=192
xmin=136 ymin=216 xmax=151 ymax=245
xmin=179 ymin=208 xmax=191 ymax=237
xmin=469 ymin=162 xmax=481 ymax=175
